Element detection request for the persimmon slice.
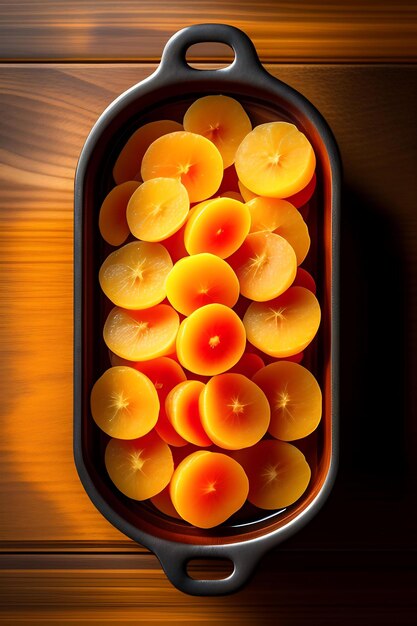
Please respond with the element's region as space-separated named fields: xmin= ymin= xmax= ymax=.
xmin=292 ymin=267 xmax=316 ymax=294
xmin=105 ymin=431 xmax=174 ymax=500
xmin=243 ymin=287 xmax=321 ymax=357
xmin=183 ymin=95 xmax=252 ymax=168
xmin=284 ymin=172 xmax=316 ymax=208
xmin=184 ymin=197 xmax=251 ymax=258
xmin=235 ymin=122 xmax=316 ymax=198
xmin=252 ymin=361 xmax=322 ymax=441
xmin=113 ymin=120 xmax=183 ymax=184
xmin=99 ymin=181 xmax=140 ymax=246
xmin=200 ymin=373 xmax=270 ymax=450
xmin=229 ymin=352 xmax=265 ymax=378
xmin=126 ymin=177 xmax=189 ymax=242
xmin=99 ymin=241 xmax=172 ymax=309
xmin=90 ymin=366 xmax=159 ymax=439
xmin=165 ymin=253 xmax=240 ymax=316
xmin=141 ymin=131 xmax=223 ymax=203
xmin=234 ymin=439 xmax=311 ymax=509
xmin=103 ymin=304 xmax=179 ymax=361
xmin=165 ymin=380 xmax=212 ymax=447
xmin=229 ymin=232 xmax=297 ymax=301
xmin=176 ymin=304 xmax=246 ymax=376
xmin=247 ymin=197 xmax=310 ymax=265
xmin=150 ymin=445 xmax=197 ymax=519
xmin=170 ymin=450 xmax=249 ymax=528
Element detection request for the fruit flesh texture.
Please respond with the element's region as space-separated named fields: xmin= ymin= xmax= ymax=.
xmin=229 ymin=231 xmax=297 ymax=301
xmin=233 ymin=439 xmax=311 ymax=509
xmin=126 ymin=177 xmax=189 ymax=242
xmin=247 ymin=197 xmax=310 ymax=265
xmin=103 ymin=304 xmax=180 ymax=361
xmin=105 ymin=431 xmax=174 ymax=500
xmin=99 ymin=241 xmax=173 ymax=310
xmin=183 ymin=95 xmax=252 ymax=168
xmin=111 ymin=355 xmax=188 ymax=447
xmin=141 ymin=131 xmax=223 ymax=203
xmin=150 ymin=444 xmax=198 ymax=518
xmin=99 ymin=181 xmax=139 ymax=246
xmin=199 ymin=373 xmax=270 ymax=450
xmin=165 ymin=253 xmax=240 ymax=316
xmin=235 ymin=122 xmax=316 ymax=198
xmin=113 ymin=120 xmax=183 ymax=184
xmin=176 ymin=304 xmax=246 ymax=376
xmin=284 ymin=172 xmax=316 ymax=208
xmin=170 ymin=450 xmax=249 ymax=528
xmin=90 ymin=366 xmax=159 ymax=439
xmin=184 ymin=197 xmax=251 ymax=258
xmin=165 ymin=380 xmax=212 ymax=447
xmin=252 ymin=361 xmax=322 ymax=441
xmin=243 ymin=286 xmax=321 ymax=357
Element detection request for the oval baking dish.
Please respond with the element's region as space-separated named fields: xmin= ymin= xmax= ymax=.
xmin=74 ymin=23 xmax=340 ymax=596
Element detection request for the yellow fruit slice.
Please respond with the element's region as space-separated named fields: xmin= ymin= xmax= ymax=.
xmin=235 ymin=121 xmax=316 ymax=198
xmin=99 ymin=241 xmax=172 ymax=310
xmin=98 ymin=181 xmax=140 ymax=246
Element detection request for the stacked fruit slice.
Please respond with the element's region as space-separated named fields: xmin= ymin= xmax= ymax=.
xmin=91 ymin=95 xmax=322 ymax=529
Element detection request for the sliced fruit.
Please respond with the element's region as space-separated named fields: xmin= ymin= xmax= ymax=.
xmin=162 ymin=223 xmax=188 ymax=264
xmin=150 ymin=445 xmax=198 ymax=519
xmin=183 ymin=95 xmax=252 ymax=168
xmin=113 ymin=120 xmax=183 ymax=184
xmin=165 ymin=380 xmax=212 ymax=447
xmin=221 ymin=191 xmax=244 ymax=201
xmin=252 ymin=361 xmax=322 ymax=441
xmin=233 ymin=439 xmax=311 ymax=509
xmin=237 ymin=180 xmax=257 ymax=202
xmin=126 ymin=177 xmax=189 ymax=242
xmin=103 ymin=304 xmax=179 ymax=361
xmin=284 ymin=172 xmax=316 ymax=208
xmin=184 ymin=197 xmax=251 ymax=258
xmin=90 ymin=366 xmax=159 ymax=439
xmin=170 ymin=450 xmax=249 ymax=528
xmin=292 ymin=267 xmax=316 ymax=294
xmin=228 ymin=231 xmax=297 ymax=301
xmin=165 ymin=253 xmax=240 ymax=316
xmin=98 ymin=181 xmax=139 ymax=246
xmin=141 ymin=131 xmax=223 ymax=203
xmin=243 ymin=286 xmax=321 ymax=357
xmin=228 ymin=352 xmax=265 ymax=378
xmin=105 ymin=431 xmax=174 ymax=500
xmin=176 ymin=303 xmax=246 ymax=376
xmin=247 ymin=197 xmax=310 ymax=265
xmin=200 ymin=373 xmax=270 ymax=450
xmin=99 ymin=241 xmax=172 ymax=310
xmin=235 ymin=121 xmax=316 ymax=198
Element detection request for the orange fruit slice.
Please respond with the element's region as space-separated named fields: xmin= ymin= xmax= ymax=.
xmin=284 ymin=172 xmax=316 ymax=208
xmin=243 ymin=286 xmax=321 ymax=357
xmin=233 ymin=439 xmax=311 ymax=509
xmin=228 ymin=232 xmax=297 ymax=301
xmin=141 ymin=131 xmax=223 ymax=203
xmin=292 ymin=267 xmax=316 ymax=294
xmin=98 ymin=181 xmax=139 ymax=246
xmin=184 ymin=197 xmax=251 ymax=258
xmin=253 ymin=361 xmax=322 ymax=441
xmin=103 ymin=304 xmax=179 ymax=361
xmin=90 ymin=366 xmax=159 ymax=439
xmin=165 ymin=253 xmax=240 ymax=316
xmin=126 ymin=177 xmax=189 ymax=242
xmin=229 ymin=352 xmax=265 ymax=378
xmin=170 ymin=450 xmax=249 ymax=528
xmin=200 ymin=373 xmax=270 ymax=450
xmin=105 ymin=431 xmax=174 ymax=500
xmin=235 ymin=121 xmax=316 ymax=198
xmin=183 ymin=95 xmax=252 ymax=168
xmin=247 ymin=197 xmax=310 ymax=265
xmin=113 ymin=120 xmax=183 ymax=184
xmin=99 ymin=241 xmax=172 ymax=309
xmin=165 ymin=380 xmax=212 ymax=447
xmin=176 ymin=303 xmax=246 ymax=376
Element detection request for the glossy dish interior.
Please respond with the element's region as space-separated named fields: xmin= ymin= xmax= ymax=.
xmin=78 ymin=85 xmax=334 ymax=546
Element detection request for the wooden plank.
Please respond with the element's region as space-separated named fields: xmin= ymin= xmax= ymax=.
xmin=0 ymin=64 xmax=416 ymax=550
xmin=0 ymin=551 xmax=415 ymax=624
xmin=0 ymin=2 xmax=416 ymax=62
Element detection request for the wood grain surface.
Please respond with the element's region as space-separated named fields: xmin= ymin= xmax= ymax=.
xmin=0 ymin=1 xmax=417 ymax=62
xmin=1 ymin=60 xmax=416 ymax=619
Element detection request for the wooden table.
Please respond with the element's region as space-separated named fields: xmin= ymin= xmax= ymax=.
xmin=1 ymin=3 xmax=416 ymax=623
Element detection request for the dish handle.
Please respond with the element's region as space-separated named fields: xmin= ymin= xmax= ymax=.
xmin=154 ymin=539 xmax=265 ymax=596
xmin=157 ymin=23 xmax=266 ymax=81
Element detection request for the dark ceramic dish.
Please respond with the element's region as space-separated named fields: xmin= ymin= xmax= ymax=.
xmin=74 ymin=23 xmax=341 ymax=595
